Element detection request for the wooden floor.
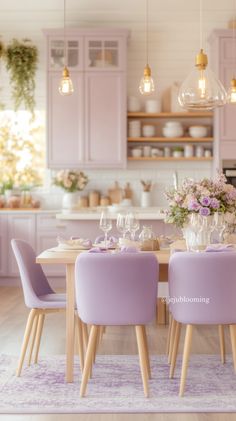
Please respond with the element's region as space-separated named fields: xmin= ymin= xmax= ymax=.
xmin=0 ymin=286 xmax=235 ymax=421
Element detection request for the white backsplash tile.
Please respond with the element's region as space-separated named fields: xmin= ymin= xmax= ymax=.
xmin=37 ymin=164 xmax=212 ymax=209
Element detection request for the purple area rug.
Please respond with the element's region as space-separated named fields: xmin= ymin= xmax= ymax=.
xmin=0 ymin=354 xmax=236 ymax=413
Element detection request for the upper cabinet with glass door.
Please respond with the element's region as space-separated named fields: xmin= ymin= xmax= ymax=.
xmin=45 ymin=32 xmax=84 ymax=71
xmin=85 ymin=37 xmax=125 ymax=71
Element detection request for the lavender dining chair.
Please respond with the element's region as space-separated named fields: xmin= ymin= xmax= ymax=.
xmin=168 ymin=251 xmax=236 ymax=396
xmin=11 ymin=239 xmax=84 ymax=376
xmin=75 ymin=252 xmax=158 ymax=397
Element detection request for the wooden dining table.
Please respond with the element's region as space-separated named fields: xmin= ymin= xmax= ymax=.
xmin=36 ymin=247 xmax=170 ymax=383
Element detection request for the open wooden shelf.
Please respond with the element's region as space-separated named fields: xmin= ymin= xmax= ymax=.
xmin=128 ymin=157 xmax=213 ymax=161
xmin=128 ymin=137 xmax=213 ymax=142
xmin=127 ymin=112 xmax=213 ymax=118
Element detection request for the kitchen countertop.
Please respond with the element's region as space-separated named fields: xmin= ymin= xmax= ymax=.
xmin=56 ymin=207 xmax=166 ymax=220
xmin=0 ymin=208 xmax=59 ymax=214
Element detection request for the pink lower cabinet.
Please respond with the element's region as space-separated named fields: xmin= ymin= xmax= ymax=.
xmin=36 ymin=213 xmax=68 ymax=277
xmin=85 ymin=72 xmax=126 ymax=168
xmin=8 ymin=214 xmax=36 ymax=277
xmin=0 ymin=215 xmax=8 ymax=276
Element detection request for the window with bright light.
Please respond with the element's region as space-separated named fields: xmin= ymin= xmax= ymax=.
xmin=0 ymin=110 xmax=45 ymax=191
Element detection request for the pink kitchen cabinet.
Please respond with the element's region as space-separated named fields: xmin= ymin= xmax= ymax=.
xmin=0 ymin=215 xmax=8 ymax=276
xmin=43 ymin=28 xmax=129 ymax=169
xmin=47 ymin=72 xmax=84 ymax=168
xmin=85 ymin=72 xmax=126 ymax=168
xmin=209 ymin=30 xmax=236 ymax=168
xmin=36 ymin=213 xmax=69 ymax=277
xmin=8 ymin=214 xmax=36 ymax=277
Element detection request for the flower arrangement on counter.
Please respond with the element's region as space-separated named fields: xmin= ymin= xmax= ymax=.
xmin=165 ymin=173 xmax=236 ymax=228
xmin=53 ymin=170 xmax=88 ymax=192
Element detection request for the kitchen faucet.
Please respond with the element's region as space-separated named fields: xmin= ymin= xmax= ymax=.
xmin=173 ymin=171 xmax=178 ymax=190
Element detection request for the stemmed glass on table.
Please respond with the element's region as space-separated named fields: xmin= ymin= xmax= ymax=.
xmin=125 ymin=212 xmax=140 ymax=241
xmin=99 ymin=211 xmax=112 ymax=249
xmin=213 ymin=212 xmax=226 ymax=243
xmin=116 ymin=213 xmax=129 ymax=239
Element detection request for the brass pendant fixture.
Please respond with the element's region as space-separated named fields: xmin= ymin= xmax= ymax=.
xmin=178 ymin=0 xmax=226 ymax=110
xmin=139 ymin=0 xmax=155 ymax=95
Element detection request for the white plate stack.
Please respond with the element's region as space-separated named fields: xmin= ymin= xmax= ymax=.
xmin=128 ymin=120 xmax=141 ymax=137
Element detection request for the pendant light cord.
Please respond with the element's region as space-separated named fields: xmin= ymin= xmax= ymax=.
xmin=199 ymin=0 xmax=203 ymax=50
xmin=64 ymin=0 xmax=66 ymax=67
xmin=146 ymin=0 xmax=149 ymax=65
xmin=232 ymin=0 xmax=236 ymax=78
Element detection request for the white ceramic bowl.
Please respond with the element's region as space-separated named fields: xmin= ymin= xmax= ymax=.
xmin=145 ymin=99 xmax=161 ymax=113
xmin=142 ymin=125 xmax=155 ymax=137
xmin=165 ymin=120 xmax=183 ymax=128
xmin=131 ymin=148 xmax=142 ymax=157
xmin=162 ymin=126 xmax=184 ymax=138
xmin=189 ymin=126 xmax=207 ymax=138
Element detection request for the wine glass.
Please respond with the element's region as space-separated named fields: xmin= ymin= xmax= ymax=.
xmin=116 ymin=213 xmax=128 ymax=239
xmin=99 ymin=211 xmax=112 ymax=249
xmin=213 ymin=212 xmax=226 ymax=243
xmin=125 ymin=212 xmax=140 ymax=241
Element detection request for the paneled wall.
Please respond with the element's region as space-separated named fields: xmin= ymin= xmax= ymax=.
xmin=0 ymin=0 xmax=233 ymax=206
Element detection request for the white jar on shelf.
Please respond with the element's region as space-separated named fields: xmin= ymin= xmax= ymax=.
xmin=184 ymin=144 xmax=194 ymax=158
xmin=195 ymin=145 xmax=204 ymax=157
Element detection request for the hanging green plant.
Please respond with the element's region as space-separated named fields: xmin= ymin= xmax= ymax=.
xmin=0 ymin=41 xmax=4 ymax=58
xmin=4 ymin=38 xmax=38 ymax=115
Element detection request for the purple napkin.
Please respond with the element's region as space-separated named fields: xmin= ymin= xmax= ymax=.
xmin=205 ymin=244 xmax=235 ymax=252
xmin=88 ymin=247 xmax=108 ymax=253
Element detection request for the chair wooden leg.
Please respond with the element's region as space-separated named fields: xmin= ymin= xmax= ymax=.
xmin=230 ymin=324 xmax=236 ymax=372
xmin=168 ymin=318 xmax=177 ymax=364
xmin=76 ymin=316 xmax=84 ymax=372
xmin=80 ymin=325 xmax=99 ymax=397
xmin=141 ymin=325 xmax=151 ymax=379
xmin=135 ymin=325 xmax=149 ymax=398
xmin=82 ymin=322 xmax=89 ymax=352
xmin=169 ymin=322 xmax=182 ymax=379
xmin=28 ymin=313 xmax=39 ymax=366
xmin=16 ymin=309 xmax=37 ymax=377
xmin=34 ymin=313 xmax=45 ymax=364
xmin=166 ymin=313 xmax=173 ymax=355
xmin=218 ymin=324 xmax=226 ymax=364
xmin=179 ymin=324 xmax=193 ymax=397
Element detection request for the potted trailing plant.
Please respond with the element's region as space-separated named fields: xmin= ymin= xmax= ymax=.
xmin=4 ymin=38 xmax=38 ymax=115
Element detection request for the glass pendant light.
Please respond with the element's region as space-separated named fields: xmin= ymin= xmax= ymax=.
xmin=178 ymin=0 xmax=226 ymax=110
xmin=139 ymin=0 xmax=155 ymax=95
xmin=227 ymin=1 xmax=236 ymax=103
xmin=58 ymin=0 xmax=74 ymax=96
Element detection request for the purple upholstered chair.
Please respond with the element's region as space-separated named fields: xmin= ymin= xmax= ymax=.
xmin=168 ymin=251 xmax=236 ymax=396
xmin=75 ymin=252 xmax=158 ymax=397
xmin=11 ymin=239 xmax=69 ymax=376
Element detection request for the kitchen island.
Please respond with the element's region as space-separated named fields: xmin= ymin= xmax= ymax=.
xmin=56 ymin=206 xmax=177 ymax=238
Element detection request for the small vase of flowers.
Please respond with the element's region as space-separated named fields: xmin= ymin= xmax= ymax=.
xmin=53 ymin=170 xmax=88 ymax=210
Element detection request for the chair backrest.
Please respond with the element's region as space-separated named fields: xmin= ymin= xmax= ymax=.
xmin=169 ymin=251 xmax=236 ymax=325
xmin=11 ymin=239 xmax=54 ymax=308
xmin=75 ymin=252 xmax=158 ymax=325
